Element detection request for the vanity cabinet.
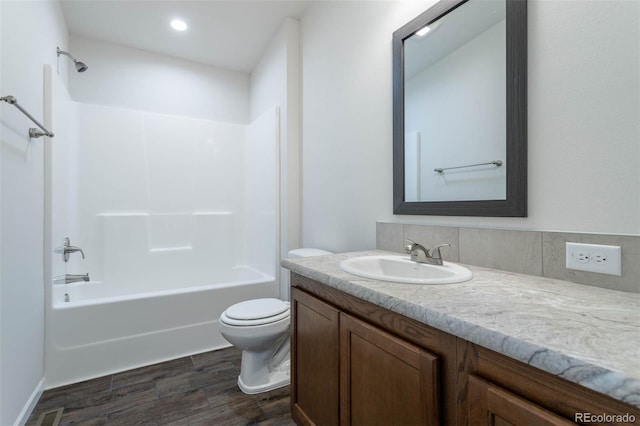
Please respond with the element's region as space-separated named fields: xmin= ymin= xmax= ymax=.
xmin=291 ymin=286 xmax=441 ymax=425
xmin=291 ymin=275 xmax=458 ymax=425
xmin=290 ymin=274 xmax=640 ymax=426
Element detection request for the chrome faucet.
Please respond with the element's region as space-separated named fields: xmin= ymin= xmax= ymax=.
xmin=53 ymin=273 xmax=90 ymax=284
xmin=55 ymin=237 xmax=85 ymax=262
xmin=405 ymin=239 xmax=450 ymax=266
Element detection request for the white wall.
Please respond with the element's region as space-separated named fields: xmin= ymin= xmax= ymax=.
xmin=0 ymin=1 xmax=69 ymax=424
xmin=300 ymin=0 xmax=640 ymax=253
xmin=250 ymin=18 xmax=301 ymax=299
xmin=525 ymin=0 xmax=639 ymax=234
xmin=69 ymin=36 xmax=250 ymax=123
xmin=301 ymin=1 xmax=435 ymax=252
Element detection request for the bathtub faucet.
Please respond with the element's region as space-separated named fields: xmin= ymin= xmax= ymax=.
xmin=54 ymin=273 xmax=90 ymax=284
xmin=55 ymin=237 xmax=85 ymax=262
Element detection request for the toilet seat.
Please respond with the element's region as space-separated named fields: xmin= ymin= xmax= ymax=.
xmin=221 ymin=298 xmax=290 ymax=326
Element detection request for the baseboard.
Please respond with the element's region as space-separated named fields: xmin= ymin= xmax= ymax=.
xmin=14 ymin=377 xmax=44 ymax=426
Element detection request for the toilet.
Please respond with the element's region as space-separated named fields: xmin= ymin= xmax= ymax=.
xmin=218 ymin=248 xmax=332 ymax=394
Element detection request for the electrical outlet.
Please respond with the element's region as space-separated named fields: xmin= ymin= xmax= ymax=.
xmin=575 ymin=251 xmax=589 ymax=263
xmin=565 ymin=243 xmax=622 ymax=276
xmin=592 ymin=253 xmax=607 ymax=264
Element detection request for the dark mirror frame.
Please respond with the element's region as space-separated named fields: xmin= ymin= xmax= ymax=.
xmin=393 ymin=0 xmax=527 ymax=217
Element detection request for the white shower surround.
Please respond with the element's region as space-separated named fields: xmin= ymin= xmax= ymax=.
xmin=45 ymin=71 xmax=280 ymax=388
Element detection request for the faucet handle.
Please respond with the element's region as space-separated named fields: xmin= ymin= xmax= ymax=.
xmin=67 ymin=246 xmax=85 ymax=259
xmin=431 ymin=243 xmax=451 ymax=260
xmin=404 ymin=239 xmax=417 ymax=253
xmin=54 ymin=237 xmax=70 ymax=254
xmin=55 ymin=237 xmax=85 ymax=262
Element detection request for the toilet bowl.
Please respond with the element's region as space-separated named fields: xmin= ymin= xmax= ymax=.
xmin=218 ymin=248 xmax=332 ymax=394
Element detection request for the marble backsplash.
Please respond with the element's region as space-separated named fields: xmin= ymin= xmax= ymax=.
xmin=377 ymin=222 xmax=639 ymax=293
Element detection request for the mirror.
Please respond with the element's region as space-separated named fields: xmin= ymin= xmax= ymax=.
xmin=393 ymin=0 xmax=527 ymax=216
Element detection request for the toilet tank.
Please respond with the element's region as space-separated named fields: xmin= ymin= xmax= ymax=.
xmin=288 ymin=248 xmax=332 ymax=258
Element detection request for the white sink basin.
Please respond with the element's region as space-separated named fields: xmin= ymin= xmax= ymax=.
xmin=340 ymin=255 xmax=473 ymax=285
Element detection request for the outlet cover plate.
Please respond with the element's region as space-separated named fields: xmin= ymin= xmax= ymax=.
xmin=565 ymin=242 xmax=622 ymax=276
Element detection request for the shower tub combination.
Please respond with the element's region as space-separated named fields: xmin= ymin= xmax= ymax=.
xmin=45 ymin=67 xmax=280 ymax=388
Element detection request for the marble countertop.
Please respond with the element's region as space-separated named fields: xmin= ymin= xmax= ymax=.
xmin=281 ymin=250 xmax=640 ymax=408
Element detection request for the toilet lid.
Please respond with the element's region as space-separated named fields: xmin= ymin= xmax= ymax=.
xmin=225 ymin=298 xmax=289 ymax=321
xmin=288 ymin=248 xmax=333 ymax=258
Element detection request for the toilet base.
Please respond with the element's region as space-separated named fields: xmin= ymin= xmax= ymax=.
xmin=236 ymin=337 xmax=291 ymax=395
xmin=237 ymin=368 xmax=290 ymax=394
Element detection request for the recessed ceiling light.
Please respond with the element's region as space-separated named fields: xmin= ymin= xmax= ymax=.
xmin=416 ymin=26 xmax=431 ymax=36
xmin=170 ymin=19 xmax=188 ymax=32
xmin=415 ymin=20 xmax=442 ymax=37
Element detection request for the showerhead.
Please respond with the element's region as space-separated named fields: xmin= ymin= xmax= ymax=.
xmin=75 ymin=61 xmax=88 ymax=73
xmin=57 ymin=46 xmax=88 ymax=73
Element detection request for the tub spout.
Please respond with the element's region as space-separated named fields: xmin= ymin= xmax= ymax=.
xmin=54 ymin=273 xmax=90 ymax=284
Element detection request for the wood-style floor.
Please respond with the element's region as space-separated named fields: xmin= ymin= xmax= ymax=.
xmin=26 ymin=347 xmax=294 ymax=426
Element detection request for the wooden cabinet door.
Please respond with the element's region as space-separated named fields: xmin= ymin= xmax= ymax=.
xmin=291 ymin=287 xmax=340 ymax=426
xmin=468 ymin=375 xmax=575 ymax=426
xmin=340 ymin=313 xmax=440 ymax=426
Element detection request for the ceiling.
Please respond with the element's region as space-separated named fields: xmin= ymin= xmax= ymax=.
xmin=60 ymin=0 xmax=312 ymax=73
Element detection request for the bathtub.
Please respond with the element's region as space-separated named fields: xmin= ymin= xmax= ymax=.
xmin=45 ymin=266 xmax=277 ymax=388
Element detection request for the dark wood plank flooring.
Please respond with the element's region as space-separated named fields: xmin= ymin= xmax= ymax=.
xmin=26 ymin=347 xmax=294 ymax=426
